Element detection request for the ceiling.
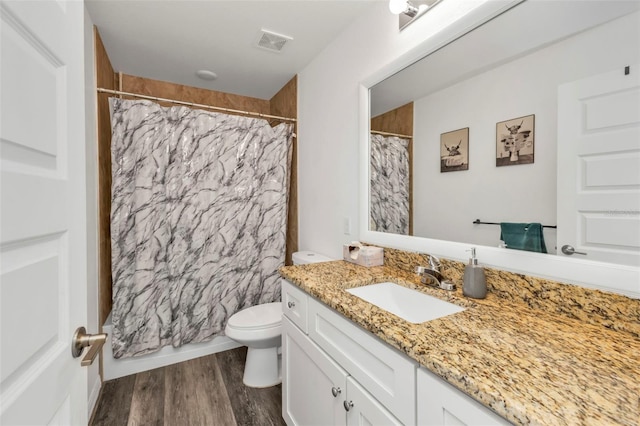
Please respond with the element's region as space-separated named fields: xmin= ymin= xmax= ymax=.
xmin=86 ymin=0 xmax=379 ymax=100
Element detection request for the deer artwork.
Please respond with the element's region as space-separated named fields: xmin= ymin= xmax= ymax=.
xmin=500 ymin=119 xmax=532 ymax=162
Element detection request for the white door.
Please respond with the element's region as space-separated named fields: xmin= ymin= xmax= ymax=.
xmin=1 ymin=1 xmax=88 ymax=424
xmin=557 ymin=65 xmax=640 ymax=266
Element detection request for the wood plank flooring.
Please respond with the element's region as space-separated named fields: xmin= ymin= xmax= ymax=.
xmin=90 ymin=347 xmax=285 ymax=426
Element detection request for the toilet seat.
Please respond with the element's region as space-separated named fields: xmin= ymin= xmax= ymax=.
xmin=227 ymin=302 xmax=282 ymax=331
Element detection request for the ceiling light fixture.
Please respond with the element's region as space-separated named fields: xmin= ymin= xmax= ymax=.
xmin=196 ymin=69 xmax=218 ymax=81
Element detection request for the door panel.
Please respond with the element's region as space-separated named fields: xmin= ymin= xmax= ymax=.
xmin=0 ymin=0 xmax=87 ymax=424
xmin=557 ymin=65 xmax=640 ymax=266
xmin=584 ymin=153 xmax=640 ymax=187
xmin=1 ymin=253 xmax=60 ymax=382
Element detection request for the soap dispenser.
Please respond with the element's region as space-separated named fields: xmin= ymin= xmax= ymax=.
xmin=463 ymin=248 xmax=487 ymax=299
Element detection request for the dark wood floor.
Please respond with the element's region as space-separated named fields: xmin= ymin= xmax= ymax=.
xmin=90 ymin=347 xmax=285 ymax=426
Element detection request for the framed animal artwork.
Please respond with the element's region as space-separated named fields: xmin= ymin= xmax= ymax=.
xmin=440 ymin=127 xmax=469 ymax=172
xmin=496 ymin=114 xmax=535 ymax=166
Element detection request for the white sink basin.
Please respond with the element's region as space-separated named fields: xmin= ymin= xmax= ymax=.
xmin=346 ymin=282 xmax=465 ymax=324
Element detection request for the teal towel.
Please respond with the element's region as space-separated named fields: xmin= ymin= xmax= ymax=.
xmin=499 ymin=223 xmax=547 ymax=254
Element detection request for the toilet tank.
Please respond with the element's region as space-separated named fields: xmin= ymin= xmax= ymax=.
xmin=292 ymin=251 xmax=333 ymax=265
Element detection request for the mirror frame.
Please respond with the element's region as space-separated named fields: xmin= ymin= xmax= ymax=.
xmin=358 ymin=0 xmax=640 ymax=298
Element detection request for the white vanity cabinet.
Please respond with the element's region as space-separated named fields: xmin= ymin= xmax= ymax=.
xmin=282 ymin=279 xmax=512 ymax=426
xmin=282 ymin=279 xmax=411 ymax=426
xmin=417 ymin=368 xmax=512 ymax=426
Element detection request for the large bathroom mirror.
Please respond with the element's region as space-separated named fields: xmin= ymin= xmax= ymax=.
xmin=360 ymin=0 xmax=640 ymax=295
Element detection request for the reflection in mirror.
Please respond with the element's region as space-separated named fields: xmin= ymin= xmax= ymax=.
xmin=370 ymin=133 xmax=411 ymax=235
xmin=369 ymin=0 xmax=640 ymax=266
xmin=370 ymin=102 xmax=414 ymax=235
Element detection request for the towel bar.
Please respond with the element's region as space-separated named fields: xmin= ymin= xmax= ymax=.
xmin=472 ymin=219 xmax=557 ymax=229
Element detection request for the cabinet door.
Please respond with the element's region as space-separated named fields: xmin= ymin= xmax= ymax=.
xmin=283 ymin=317 xmax=348 ymax=426
xmin=417 ymin=368 xmax=512 ymax=426
xmin=344 ymin=377 xmax=402 ymax=426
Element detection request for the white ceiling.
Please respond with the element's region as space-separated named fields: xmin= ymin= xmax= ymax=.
xmin=86 ymin=0 xmax=379 ymax=100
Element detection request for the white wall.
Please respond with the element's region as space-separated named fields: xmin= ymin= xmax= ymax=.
xmin=298 ymin=0 xmax=499 ymax=259
xmin=83 ymin=5 xmax=101 ymax=417
xmin=412 ymin=11 xmax=640 ymax=252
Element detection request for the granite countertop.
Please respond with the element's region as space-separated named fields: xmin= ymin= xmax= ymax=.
xmin=279 ymin=260 xmax=640 ymax=426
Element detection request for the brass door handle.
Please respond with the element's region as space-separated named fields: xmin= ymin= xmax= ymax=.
xmin=71 ymin=327 xmax=107 ymax=366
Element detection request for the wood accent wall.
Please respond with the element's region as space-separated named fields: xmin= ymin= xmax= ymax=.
xmin=371 ymin=102 xmax=414 ymax=235
xmin=269 ymin=76 xmax=298 ymax=265
xmin=95 ymin=28 xmax=299 ymax=329
xmin=120 ymin=74 xmax=271 ymax=114
xmin=95 ymin=28 xmax=118 ymax=330
xmin=371 ymin=102 xmax=413 ymax=136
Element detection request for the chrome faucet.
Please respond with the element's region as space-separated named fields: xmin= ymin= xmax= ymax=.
xmin=428 ymin=254 xmax=440 ymax=271
xmin=415 ymin=255 xmax=455 ymax=291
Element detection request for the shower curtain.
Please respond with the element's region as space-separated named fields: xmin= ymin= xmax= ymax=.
xmin=370 ymin=133 xmax=410 ymax=235
xmin=110 ymin=98 xmax=293 ymax=359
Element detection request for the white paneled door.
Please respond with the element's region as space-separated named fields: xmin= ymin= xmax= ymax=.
xmin=557 ymin=65 xmax=640 ymax=266
xmin=1 ymin=1 xmax=88 ymax=424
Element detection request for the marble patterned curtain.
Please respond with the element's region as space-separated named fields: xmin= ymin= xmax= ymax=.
xmin=370 ymin=133 xmax=410 ymax=235
xmin=110 ymin=98 xmax=293 ymax=359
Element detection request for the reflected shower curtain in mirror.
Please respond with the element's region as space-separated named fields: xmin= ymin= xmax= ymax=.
xmin=110 ymin=98 xmax=293 ymax=359
xmin=370 ymin=134 xmax=410 ymax=235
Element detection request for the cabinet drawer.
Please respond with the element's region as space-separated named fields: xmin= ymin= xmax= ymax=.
xmin=308 ymin=299 xmax=417 ymax=425
xmin=282 ymin=279 xmax=308 ymax=333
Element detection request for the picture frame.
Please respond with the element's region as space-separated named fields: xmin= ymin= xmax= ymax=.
xmin=496 ymin=114 xmax=535 ymax=166
xmin=440 ymin=127 xmax=469 ymax=172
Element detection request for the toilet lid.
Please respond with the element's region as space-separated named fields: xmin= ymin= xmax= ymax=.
xmin=227 ymin=302 xmax=282 ymax=330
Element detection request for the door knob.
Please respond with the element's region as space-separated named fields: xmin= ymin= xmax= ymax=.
xmin=343 ymin=400 xmax=354 ymax=411
xmin=71 ymin=327 xmax=107 ymax=366
xmin=331 ymin=386 xmax=342 ymax=397
xmin=561 ymin=245 xmax=587 ymax=256
xmin=287 ymin=301 xmax=295 ymax=308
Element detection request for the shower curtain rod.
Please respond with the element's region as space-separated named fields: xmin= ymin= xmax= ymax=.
xmin=96 ymin=87 xmax=297 ymax=123
xmin=370 ymin=130 xmax=413 ymax=139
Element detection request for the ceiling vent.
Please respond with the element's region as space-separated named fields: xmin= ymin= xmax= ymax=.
xmin=255 ymin=29 xmax=292 ymax=53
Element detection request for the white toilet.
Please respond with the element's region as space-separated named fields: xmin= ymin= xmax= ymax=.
xmin=225 ymin=250 xmax=332 ymax=388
